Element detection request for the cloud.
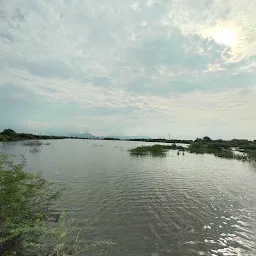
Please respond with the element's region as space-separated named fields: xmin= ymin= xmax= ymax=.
xmin=128 ymin=30 xmax=229 ymax=70
xmin=0 ymin=0 xmax=256 ymax=138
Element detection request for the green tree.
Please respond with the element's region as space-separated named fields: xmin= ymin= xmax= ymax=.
xmin=203 ymin=136 xmax=211 ymax=142
xmin=1 ymin=129 xmax=16 ymax=135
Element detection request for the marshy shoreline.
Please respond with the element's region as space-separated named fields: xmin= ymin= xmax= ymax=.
xmin=129 ymin=141 xmax=256 ymax=162
xmin=1 ymin=129 xmax=256 ymax=162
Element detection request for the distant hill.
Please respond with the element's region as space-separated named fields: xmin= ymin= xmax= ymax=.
xmin=68 ymin=132 xmax=95 ymax=139
xmin=102 ymin=136 xmax=150 ymax=140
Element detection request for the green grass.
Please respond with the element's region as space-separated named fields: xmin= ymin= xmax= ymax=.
xmin=247 ymin=150 xmax=256 ymax=161
xmin=213 ymin=149 xmax=235 ymax=159
xmin=0 ymin=135 xmax=11 ymax=142
xmin=129 ymin=145 xmax=167 ymax=156
xmin=188 ymin=142 xmax=239 ymax=159
xmin=129 ymin=143 xmax=256 ymax=162
xmin=188 ymin=143 xmax=256 ymax=161
xmin=129 ymin=144 xmax=185 ymax=157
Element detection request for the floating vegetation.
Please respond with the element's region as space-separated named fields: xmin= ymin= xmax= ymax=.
xmin=23 ymin=140 xmax=43 ymax=147
xmin=129 ymin=145 xmax=168 ymax=157
xmin=29 ymin=147 xmax=42 ymax=154
xmin=129 ymin=143 xmax=256 ymax=162
xmin=188 ymin=143 xmax=248 ymax=160
xmin=22 ymin=140 xmax=50 ymax=153
xmin=129 ymin=144 xmax=185 ymax=157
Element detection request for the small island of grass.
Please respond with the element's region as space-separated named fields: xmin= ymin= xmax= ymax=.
xmin=129 ymin=142 xmax=256 ymax=162
xmin=129 ymin=144 xmax=185 ymax=157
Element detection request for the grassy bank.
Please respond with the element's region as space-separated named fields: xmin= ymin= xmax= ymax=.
xmin=188 ymin=141 xmax=256 ymax=161
xmin=129 ymin=145 xmax=168 ymax=157
xmin=129 ymin=144 xmax=185 ymax=157
xmin=1 ymin=129 xmax=256 ymax=151
xmin=129 ymin=143 xmax=256 ymax=162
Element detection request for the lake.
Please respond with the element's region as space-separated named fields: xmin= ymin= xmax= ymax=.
xmin=1 ymin=139 xmax=256 ymax=256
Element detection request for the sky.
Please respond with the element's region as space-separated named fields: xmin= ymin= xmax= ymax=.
xmin=0 ymin=0 xmax=256 ymax=139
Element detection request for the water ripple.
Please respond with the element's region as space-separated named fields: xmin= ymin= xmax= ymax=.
xmin=1 ymin=140 xmax=256 ymax=256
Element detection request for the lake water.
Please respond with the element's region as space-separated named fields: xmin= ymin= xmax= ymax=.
xmin=1 ymin=139 xmax=256 ymax=256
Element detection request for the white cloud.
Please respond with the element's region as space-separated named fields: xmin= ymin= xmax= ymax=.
xmin=0 ymin=0 xmax=255 ymax=138
xmin=131 ymin=2 xmax=140 ymax=12
xmin=165 ymin=0 xmax=256 ymax=61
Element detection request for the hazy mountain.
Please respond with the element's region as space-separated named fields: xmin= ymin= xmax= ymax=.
xmin=102 ymin=135 xmax=150 ymax=140
xmin=68 ymin=132 xmax=95 ymax=139
xmin=68 ymin=133 xmax=149 ymax=140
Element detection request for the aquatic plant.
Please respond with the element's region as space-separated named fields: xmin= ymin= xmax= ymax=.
xmin=129 ymin=145 xmax=168 ymax=157
xmin=129 ymin=143 xmax=256 ymax=162
xmin=129 ymin=144 xmax=186 ymax=157
xmin=23 ymin=140 xmax=43 ymax=146
xmin=213 ymin=149 xmax=235 ymax=159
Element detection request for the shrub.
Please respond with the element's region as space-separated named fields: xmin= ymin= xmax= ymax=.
xmin=213 ymin=149 xmax=234 ymax=159
xmin=129 ymin=144 xmax=185 ymax=157
xmin=0 ymin=154 xmax=115 ymax=255
xmin=1 ymin=129 xmax=16 ymax=136
xmin=129 ymin=145 xmax=167 ymax=157
xmin=247 ymin=150 xmax=256 ymax=161
xmin=0 ymin=154 xmax=64 ymax=254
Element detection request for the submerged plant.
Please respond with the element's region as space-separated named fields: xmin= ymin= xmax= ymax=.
xmin=23 ymin=140 xmax=43 ymax=147
xmin=129 ymin=145 xmax=168 ymax=157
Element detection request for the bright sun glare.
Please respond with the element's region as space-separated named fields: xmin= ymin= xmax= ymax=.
xmin=212 ymin=27 xmax=237 ymax=47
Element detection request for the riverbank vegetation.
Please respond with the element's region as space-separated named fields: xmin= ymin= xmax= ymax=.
xmin=129 ymin=137 xmax=256 ymax=151
xmin=1 ymin=129 xmax=256 ymax=152
xmin=0 ymin=129 xmax=66 ymax=142
xmin=129 ymin=141 xmax=256 ymax=162
xmin=188 ymin=142 xmax=247 ymax=160
xmin=188 ymin=138 xmax=256 ymax=161
xmin=0 ymin=154 xmax=114 ymax=255
xmin=129 ymin=144 xmax=185 ymax=157
xmin=129 ymin=145 xmax=167 ymax=156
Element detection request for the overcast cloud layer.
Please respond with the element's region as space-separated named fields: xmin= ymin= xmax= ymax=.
xmin=1 ymin=0 xmax=256 ymax=139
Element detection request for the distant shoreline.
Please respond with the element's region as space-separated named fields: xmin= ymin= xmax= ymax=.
xmin=0 ymin=128 xmax=193 ymax=143
xmin=1 ymin=129 xmax=256 ymax=152
xmin=1 ymin=129 xmax=256 ymax=161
